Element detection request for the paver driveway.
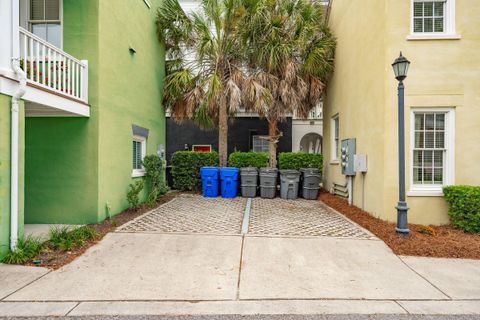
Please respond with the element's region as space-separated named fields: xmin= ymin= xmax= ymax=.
xmin=118 ymin=194 xmax=374 ymax=239
xmin=3 ymin=193 xmax=479 ymax=316
xmin=119 ymin=195 xmax=245 ymax=235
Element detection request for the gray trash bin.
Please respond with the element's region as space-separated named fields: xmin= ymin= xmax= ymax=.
xmin=259 ymin=168 xmax=278 ymax=199
xmin=300 ymin=168 xmax=321 ymax=200
xmin=279 ymin=170 xmax=301 ymax=200
xmin=240 ymin=167 xmax=258 ymax=198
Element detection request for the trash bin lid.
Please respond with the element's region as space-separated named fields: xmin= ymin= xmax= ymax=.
xmin=240 ymin=167 xmax=258 ymax=173
xmin=220 ymin=167 xmax=239 ymax=172
xmin=220 ymin=167 xmax=240 ymax=178
xmin=300 ymin=168 xmax=320 ymax=173
xmin=200 ymin=166 xmax=219 ymax=173
xmin=280 ymin=169 xmax=300 ymax=174
xmin=260 ymin=167 xmax=278 ymax=173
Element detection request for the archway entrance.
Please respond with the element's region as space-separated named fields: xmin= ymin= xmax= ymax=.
xmin=299 ymin=133 xmax=322 ymax=153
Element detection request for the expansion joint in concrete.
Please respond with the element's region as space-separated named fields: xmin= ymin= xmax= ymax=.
xmin=397 ymin=256 xmax=452 ymax=300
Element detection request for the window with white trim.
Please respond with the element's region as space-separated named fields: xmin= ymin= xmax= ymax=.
xmin=252 ymin=135 xmax=269 ymax=153
xmin=410 ymin=108 xmax=455 ymax=195
xmin=29 ymin=0 xmax=62 ymax=48
xmin=410 ymin=0 xmax=456 ymax=36
xmin=132 ymin=135 xmax=146 ymax=177
xmin=331 ymin=115 xmax=339 ymax=161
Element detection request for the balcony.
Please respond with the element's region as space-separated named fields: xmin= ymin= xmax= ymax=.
xmin=19 ymin=27 xmax=88 ymax=104
xmin=293 ymin=105 xmax=323 ymax=120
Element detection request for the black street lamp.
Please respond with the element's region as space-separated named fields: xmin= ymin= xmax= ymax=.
xmin=392 ymin=52 xmax=411 ymax=235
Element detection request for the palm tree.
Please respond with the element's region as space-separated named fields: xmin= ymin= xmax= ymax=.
xmin=240 ymin=0 xmax=336 ymax=167
xmin=156 ymin=0 xmax=245 ymax=166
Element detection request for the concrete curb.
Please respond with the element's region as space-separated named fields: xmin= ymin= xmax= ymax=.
xmin=1 ymin=299 xmax=480 ymax=317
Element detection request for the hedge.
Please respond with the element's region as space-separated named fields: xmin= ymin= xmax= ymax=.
xmin=278 ymin=152 xmax=323 ymax=171
xmin=228 ymin=151 xmax=269 ymax=168
xmin=443 ymin=185 xmax=480 ymax=233
xmin=171 ymin=151 xmax=219 ymax=191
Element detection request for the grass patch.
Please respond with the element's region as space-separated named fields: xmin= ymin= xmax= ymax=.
xmin=1 ymin=236 xmax=45 ymax=264
xmin=49 ymin=226 xmax=98 ymax=251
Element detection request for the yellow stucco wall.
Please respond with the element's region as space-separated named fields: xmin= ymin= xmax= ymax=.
xmin=324 ymin=0 xmax=480 ymax=225
xmin=323 ymin=0 xmax=387 ymax=219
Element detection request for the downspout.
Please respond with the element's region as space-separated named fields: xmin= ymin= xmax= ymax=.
xmin=325 ymin=0 xmax=333 ymax=25
xmin=10 ymin=58 xmax=26 ymax=250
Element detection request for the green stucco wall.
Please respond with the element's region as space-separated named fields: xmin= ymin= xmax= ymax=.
xmin=25 ymin=0 xmax=100 ymax=224
xmin=24 ymin=0 xmax=165 ymax=225
xmin=96 ymin=0 xmax=166 ymax=219
xmin=1 ymin=94 xmax=25 ymax=259
xmin=25 ymin=118 xmax=99 ymax=224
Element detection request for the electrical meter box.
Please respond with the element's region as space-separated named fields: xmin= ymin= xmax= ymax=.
xmin=341 ymin=138 xmax=356 ymax=176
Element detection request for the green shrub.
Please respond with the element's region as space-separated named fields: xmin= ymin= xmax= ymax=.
xmin=49 ymin=226 xmax=72 ymax=250
xmin=1 ymin=236 xmax=44 ymax=264
xmin=278 ymin=152 xmax=323 ymax=171
xmin=72 ymin=226 xmax=98 ymax=241
xmin=142 ymin=154 xmax=168 ymax=206
xmin=171 ymin=151 xmax=219 ymax=191
xmin=443 ymin=185 xmax=480 ymax=233
xmin=127 ymin=180 xmax=144 ymax=209
xmin=49 ymin=226 xmax=97 ymax=251
xmin=228 ymin=151 xmax=269 ymax=168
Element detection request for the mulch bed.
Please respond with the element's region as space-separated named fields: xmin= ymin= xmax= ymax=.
xmin=319 ymin=189 xmax=480 ymax=259
xmin=28 ymin=191 xmax=181 ymax=270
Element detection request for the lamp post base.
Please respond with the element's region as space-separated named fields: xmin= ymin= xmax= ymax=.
xmin=395 ymin=201 xmax=410 ymax=235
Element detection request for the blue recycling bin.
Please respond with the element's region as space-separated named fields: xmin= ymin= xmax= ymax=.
xmin=200 ymin=167 xmax=219 ymax=197
xmin=220 ymin=167 xmax=239 ymax=198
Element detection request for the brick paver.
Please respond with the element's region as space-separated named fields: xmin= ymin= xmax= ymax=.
xmin=117 ymin=193 xmax=374 ymax=239
xmin=117 ymin=194 xmax=245 ymax=235
xmin=248 ymin=198 xmax=375 ymax=239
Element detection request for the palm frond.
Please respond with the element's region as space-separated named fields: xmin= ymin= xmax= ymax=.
xmin=193 ymin=103 xmax=216 ymax=129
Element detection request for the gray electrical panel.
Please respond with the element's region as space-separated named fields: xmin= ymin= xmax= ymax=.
xmin=341 ymin=138 xmax=356 ymax=176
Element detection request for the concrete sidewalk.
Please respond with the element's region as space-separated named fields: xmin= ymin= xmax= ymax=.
xmin=1 ymin=196 xmax=479 ymax=317
xmin=1 ymin=233 xmax=479 ymax=317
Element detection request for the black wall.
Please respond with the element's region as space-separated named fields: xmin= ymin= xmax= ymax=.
xmin=166 ymin=117 xmax=292 ymax=164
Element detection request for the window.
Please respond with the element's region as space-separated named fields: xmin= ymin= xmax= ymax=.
xmin=413 ymin=1 xmax=445 ymax=33
xmin=29 ymin=0 xmax=62 ymax=48
xmin=409 ymin=108 xmax=455 ymax=196
xmin=410 ymin=0 xmax=458 ymax=38
xmin=331 ymin=115 xmax=339 ymax=161
xmin=132 ymin=135 xmax=146 ymax=177
xmin=252 ymin=135 xmax=269 ymax=153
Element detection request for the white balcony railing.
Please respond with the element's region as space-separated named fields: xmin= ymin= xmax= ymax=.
xmin=19 ymin=27 xmax=88 ymax=103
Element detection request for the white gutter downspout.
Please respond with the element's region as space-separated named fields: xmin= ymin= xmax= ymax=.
xmin=10 ymin=58 xmax=26 ymax=251
xmin=10 ymin=0 xmax=26 ymax=251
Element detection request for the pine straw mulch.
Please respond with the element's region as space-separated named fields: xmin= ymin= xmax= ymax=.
xmin=28 ymin=191 xmax=181 ymax=270
xmin=319 ymin=189 xmax=480 ymax=259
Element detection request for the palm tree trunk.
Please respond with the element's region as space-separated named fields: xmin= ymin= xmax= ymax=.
xmin=218 ymin=104 xmax=228 ymax=166
xmin=268 ymin=119 xmax=278 ymax=168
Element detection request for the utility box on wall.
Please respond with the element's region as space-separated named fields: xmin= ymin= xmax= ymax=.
xmin=341 ymin=138 xmax=356 ymax=176
xmin=354 ymin=154 xmax=368 ymax=173
xmin=157 ymin=144 xmax=165 ymax=159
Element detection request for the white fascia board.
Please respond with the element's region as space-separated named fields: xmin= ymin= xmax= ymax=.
xmin=0 ymin=75 xmax=90 ymax=117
